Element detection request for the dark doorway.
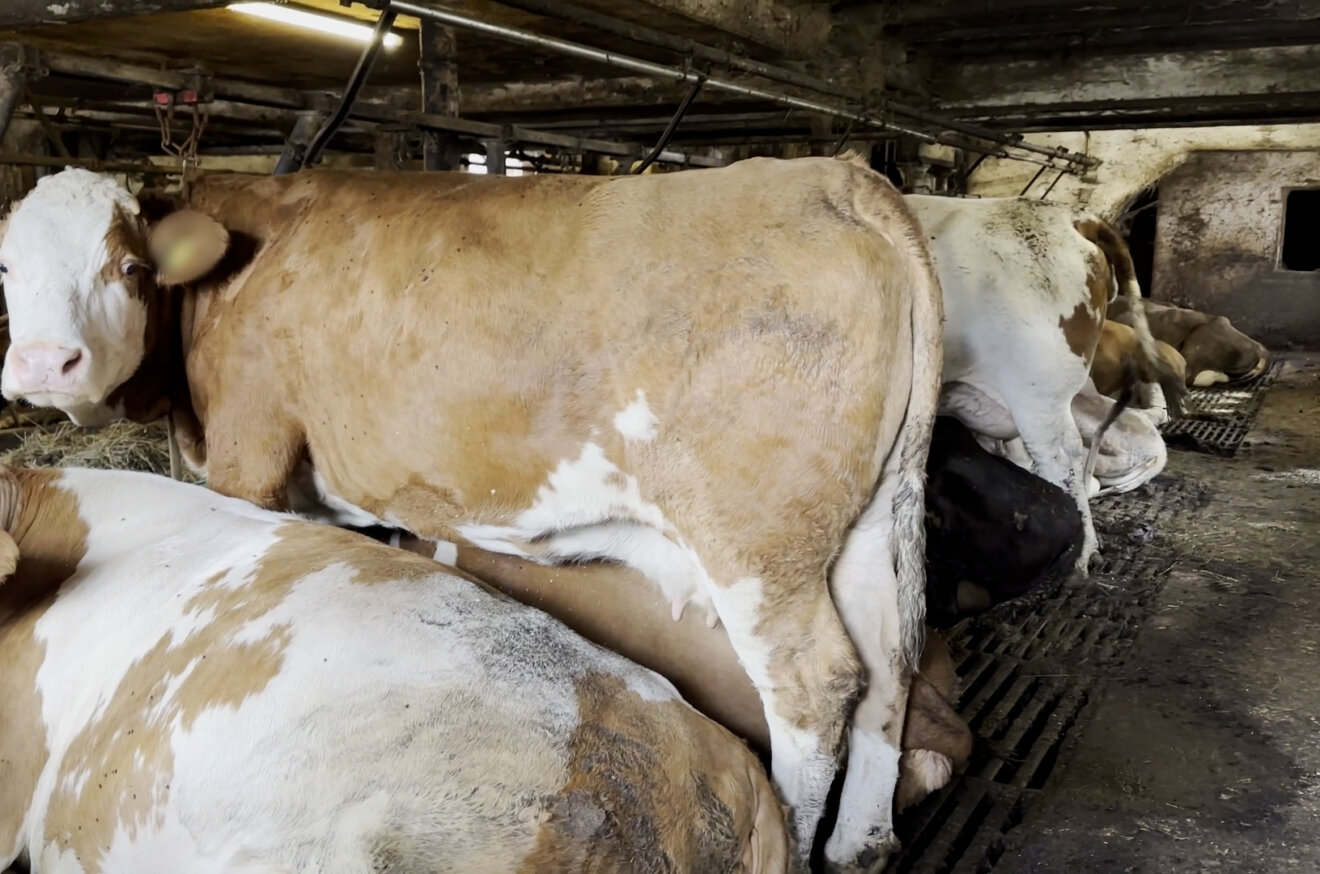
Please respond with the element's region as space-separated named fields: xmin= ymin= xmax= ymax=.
xmin=1119 ymin=186 xmax=1158 ymax=297
xmin=1280 ymin=188 xmax=1320 ymax=271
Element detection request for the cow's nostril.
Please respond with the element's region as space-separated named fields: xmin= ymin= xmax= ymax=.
xmin=61 ymin=350 xmax=83 ymax=375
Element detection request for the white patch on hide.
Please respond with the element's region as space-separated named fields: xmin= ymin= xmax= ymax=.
xmin=613 ymin=390 xmax=660 ymax=443
xmin=456 ymin=443 xmax=717 ymax=622
xmin=430 ymin=540 xmax=459 ymax=566
xmin=309 ymin=469 xmax=389 ymax=528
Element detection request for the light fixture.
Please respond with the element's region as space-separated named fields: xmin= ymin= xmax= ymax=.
xmin=229 ymin=2 xmax=404 ymax=49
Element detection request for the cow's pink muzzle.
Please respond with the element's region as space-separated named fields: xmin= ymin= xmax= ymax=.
xmin=5 ymin=343 xmax=89 ymax=396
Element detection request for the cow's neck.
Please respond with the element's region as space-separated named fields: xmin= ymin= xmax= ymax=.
xmin=105 ymin=282 xmax=204 ymax=459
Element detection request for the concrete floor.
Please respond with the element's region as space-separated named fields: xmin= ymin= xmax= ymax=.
xmin=997 ymin=354 xmax=1320 ymax=873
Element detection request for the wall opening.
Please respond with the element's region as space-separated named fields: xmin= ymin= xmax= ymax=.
xmin=1119 ymin=186 xmax=1158 ymax=296
xmin=1280 ymin=188 xmax=1320 ymax=271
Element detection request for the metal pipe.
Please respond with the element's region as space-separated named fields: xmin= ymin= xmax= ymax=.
xmin=302 ymin=5 xmax=399 ymax=168
xmin=384 ymin=0 xmax=1086 ymax=168
xmin=1039 ymin=168 xmax=1066 ymax=200
xmin=0 ymin=151 xmax=181 ymax=173
xmin=40 ymin=49 xmax=315 ymax=110
xmin=27 ymin=43 xmax=718 ymax=167
xmin=1018 ymin=163 xmax=1049 ymax=197
xmin=483 ymin=138 xmax=507 ymax=174
xmin=483 ymin=0 xmax=1098 ymax=169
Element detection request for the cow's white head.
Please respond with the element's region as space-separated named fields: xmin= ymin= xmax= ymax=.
xmin=0 ymin=168 xmax=228 ymax=425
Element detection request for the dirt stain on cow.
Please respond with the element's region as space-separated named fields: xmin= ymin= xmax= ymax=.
xmin=518 ymin=672 xmax=779 ymax=873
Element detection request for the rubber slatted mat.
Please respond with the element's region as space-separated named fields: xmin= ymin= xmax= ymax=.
xmin=887 ymin=475 xmax=1210 ymax=873
xmin=1159 ymin=361 xmax=1283 ymax=455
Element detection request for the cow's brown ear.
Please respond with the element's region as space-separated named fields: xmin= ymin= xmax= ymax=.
xmin=0 ymin=529 xmax=19 ymax=583
xmin=147 ymin=210 xmax=229 ymax=286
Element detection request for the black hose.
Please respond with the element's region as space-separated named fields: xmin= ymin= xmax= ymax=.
xmin=633 ymin=77 xmax=704 ymax=174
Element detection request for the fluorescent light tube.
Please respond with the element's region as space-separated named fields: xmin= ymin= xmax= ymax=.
xmin=229 ymin=3 xmax=404 ymax=49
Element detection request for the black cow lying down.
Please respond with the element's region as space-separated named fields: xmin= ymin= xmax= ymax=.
xmin=923 ymin=416 xmax=1084 ymax=626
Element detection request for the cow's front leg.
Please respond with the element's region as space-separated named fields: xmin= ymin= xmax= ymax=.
xmin=704 ymin=569 xmax=862 ymax=872
xmin=203 ymin=408 xmax=304 ymax=510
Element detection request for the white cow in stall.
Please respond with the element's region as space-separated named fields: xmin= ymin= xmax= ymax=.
xmin=909 ymin=195 xmax=1182 ymax=565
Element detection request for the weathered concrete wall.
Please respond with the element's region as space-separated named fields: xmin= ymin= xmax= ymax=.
xmin=1154 ymin=149 xmax=1320 ymax=350
xmin=968 ymin=124 xmax=1320 ymax=219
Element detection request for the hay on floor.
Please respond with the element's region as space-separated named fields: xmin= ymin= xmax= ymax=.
xmin=0 ymin=420 xmax=204 ymax=483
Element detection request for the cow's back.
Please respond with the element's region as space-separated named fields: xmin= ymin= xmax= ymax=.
xmin=905 ymin=195 xmax=1104 ymax=377
xmin=185 ymin=159 xmax=921 ymax=542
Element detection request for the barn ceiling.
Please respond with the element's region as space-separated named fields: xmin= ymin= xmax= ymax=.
xmin=856 ymin=0 xmax=1320 ymax=57
xmin=0 ymin=0 xmax=1316 ymax=163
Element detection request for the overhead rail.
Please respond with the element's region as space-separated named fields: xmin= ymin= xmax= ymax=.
xmin=0 ymin=42 xmax=721 ymax=168
xmin=367 ymin=0 xmax=1099 ymax=172
xmin=486 ymin=0 xmax=1098 ymax=171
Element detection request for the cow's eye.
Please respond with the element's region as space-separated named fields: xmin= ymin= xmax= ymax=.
xmin=0 ymin=264 xmax=8 ymax=274
xmin=122 ymin=260 xmax=140 ymax=277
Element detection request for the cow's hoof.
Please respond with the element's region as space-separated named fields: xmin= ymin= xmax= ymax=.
xmin=824 ymin=832 xmax=901 ymax=874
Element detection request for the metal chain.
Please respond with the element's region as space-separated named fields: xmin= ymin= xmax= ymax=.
xmin=153 ymin=93 xmax=206 ymax=479
xmin=154 ymin=96 xmax=208 ymax=198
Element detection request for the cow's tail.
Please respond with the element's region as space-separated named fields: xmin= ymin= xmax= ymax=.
xmin=894 ymin=242 xmax=944 ymax=670
xmin=864 ymin=185 xmax=944 ymax=670
xmin=1077 ymin=218 xmax=1187 ymax=418
xmin=1084 ymin=360 xmax=1138 ymax=486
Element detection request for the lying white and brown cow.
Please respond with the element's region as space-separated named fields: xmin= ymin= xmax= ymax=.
xmin=1091 ymin=319 xmax=1187 ymax=424
xmin=0 ymin=465 xmax=787 ymax=873
xmin=910 ymin=195 xmax=1181 ymax=569
xmin=1109 ymin=298 xmax=1270 ymax=387
xmin=0 ymin=158 xmax=943 ymax=869
xmin=1073 ymin=380 xmax=1167 ymax=495
xmin=981 ymin=380 xmax=1167 ymax=498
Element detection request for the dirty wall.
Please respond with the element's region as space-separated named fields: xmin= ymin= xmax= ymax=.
xmin=968 ymin=124 xmax=1320 ymax=349
xmin=1155 ymin=149 xmax=1320 ymax=349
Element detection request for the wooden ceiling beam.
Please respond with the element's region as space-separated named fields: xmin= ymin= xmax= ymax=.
xmin=602 ymin=0 xmax=831 ymax=56
xmin=0 ymin=0 xmax=229 ymax=30
xmin=934 ymin=43 xmax=1320 ymax=129
xmin=881 ymin=0 xmax=1320 ymax=29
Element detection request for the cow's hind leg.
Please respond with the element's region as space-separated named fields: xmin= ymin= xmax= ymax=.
xmin=1012 ymin=401 xmax=1098 ymax=570
xmin=823 ymin=473 xmax=910 ymax=873
xmin=703 ymin=568 xmax=862 ymax=870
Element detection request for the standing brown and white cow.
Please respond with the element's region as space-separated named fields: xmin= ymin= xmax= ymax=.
xmin=0 ymin=156 xmax=943 ymax=870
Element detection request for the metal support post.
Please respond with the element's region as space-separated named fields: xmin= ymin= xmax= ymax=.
xmin=420 ymin=19 xmax=462 ymax=171
xmin=482 ymin=138 xmax=507 ymax=174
